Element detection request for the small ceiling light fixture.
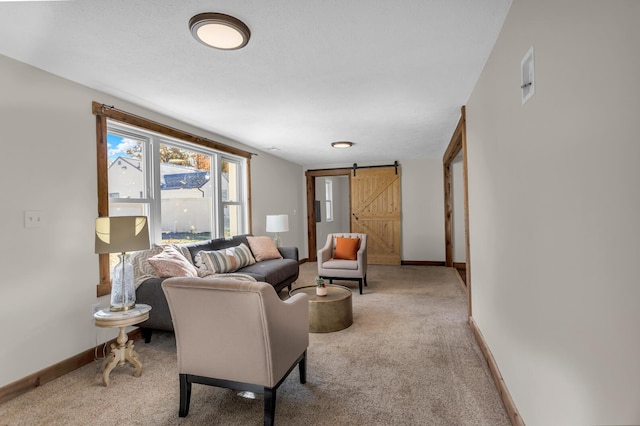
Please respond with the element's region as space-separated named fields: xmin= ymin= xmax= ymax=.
xmin=189 ymin=13 xmax=251 ymax=50
xmin=331 ymin=141 xmax=354 ymax=149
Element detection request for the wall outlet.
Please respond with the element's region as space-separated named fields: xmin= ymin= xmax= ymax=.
xmin=24 ymin=210 xmax=44 ymax=228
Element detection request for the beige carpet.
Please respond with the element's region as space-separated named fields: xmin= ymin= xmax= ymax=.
xmin=0 ymin=263 xmax=510 ymax=426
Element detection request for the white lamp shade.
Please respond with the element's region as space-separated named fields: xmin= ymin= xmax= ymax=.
xmin=95 ymin=216 xmax=150 ymax=254
xmin=266 ymin=214 xmax=289 ymax=233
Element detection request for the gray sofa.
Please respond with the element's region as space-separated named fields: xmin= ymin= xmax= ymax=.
xmin=136 ymin=234 xmax=299 ymax=342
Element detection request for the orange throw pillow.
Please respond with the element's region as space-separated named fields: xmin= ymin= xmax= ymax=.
xmin=334 ymin=237 xmax=360 ymax=260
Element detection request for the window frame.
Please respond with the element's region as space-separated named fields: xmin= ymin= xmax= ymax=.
xmin=325 ymin=178 xmax=334 ymax=222
xmin=93 ymin=102 xmax=253 ymax=297
xmin=219 ymin=155 xmax=247 ymax=237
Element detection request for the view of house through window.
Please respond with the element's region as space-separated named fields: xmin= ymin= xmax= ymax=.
xmin=158 ymin=143 xmax=213 ymax=243
xmin=106 ymin=122 xmax=247 ymax=248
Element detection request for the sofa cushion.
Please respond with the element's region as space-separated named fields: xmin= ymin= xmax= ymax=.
xmin=195 ymin=243 xmax=256 ymax=274
xmin=322 ymin=259 xmax=358 ymax=270
xmin=183 ymin=234 xmax=251 ymax=264
xmin=247 ymin=236 xmax=282 ymax=262
xmin=238 ymin=258 xmax=298 ymax=285
xmin=147 ymin=246 xmax=198 ymax=278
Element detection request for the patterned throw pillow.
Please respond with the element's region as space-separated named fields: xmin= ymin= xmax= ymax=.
xmin=334 ymin=237 xmax=360 ymax=260
xmin=129 ymin=245 xmax=164 ymax=288
xmin=147 ymin=245 xmax=198 ymax=278
xmin=246 ymin=236 xmax=283 ymax=262
xmin=130 ymin=244 xmax=197 ymax=287
xmin=196 ymin=243 xmax=256 ymax=274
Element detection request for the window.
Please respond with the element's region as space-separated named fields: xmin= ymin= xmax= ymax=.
xmin=107 ymin=122 xmax=248 ymax=245
xmin=94 ymin=102 xmax=252 ymax=296
xmin=325 ymin=179 xmax=334 ymax=222
xmin=221 ymin=157 xmax=243 ymax=237
xmin=157 ymin=140 xmax=214 ymax=244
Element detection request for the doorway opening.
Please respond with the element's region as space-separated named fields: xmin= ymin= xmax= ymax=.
xmin=315 ymin=176 xmax=350 ymax=253
xmin=443 ymin=106 xmax=471 ymax=316
xmin=305 ymin=169 xmax=351 ymax=262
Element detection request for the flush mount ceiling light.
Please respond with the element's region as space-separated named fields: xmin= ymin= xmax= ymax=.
xmin=189 ymin=13 xmax=251 ymax=50
xmin=331 ymin=141 xmax=353 ymax=149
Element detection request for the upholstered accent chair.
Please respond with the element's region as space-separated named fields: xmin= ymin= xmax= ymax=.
xmin=161 ymin=277 xmax=309 ymax=426
xmin=317 ymin=233 xmax=368 ymax=294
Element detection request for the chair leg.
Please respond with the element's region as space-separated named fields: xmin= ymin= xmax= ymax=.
xmin=141 ymin=328 xmax=153 ymax=343
xmin=179 ymin=374 xmax=192 ymax=417
xmin=299 ymin=350 xmax=307 ymax=384
xmin=358 ymin=278 xmax=363 ymax=295
xmin=264 ymin=388 xmax=276 ymax=426
xmin=364 ymin=275 xmax=368 ymax=287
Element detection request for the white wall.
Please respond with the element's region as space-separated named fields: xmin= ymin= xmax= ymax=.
xmin=401 ymin=158 xmax=445 ymax=262
xmin=466 ymin=1 xmax=640 ymax=424
xmin=250 ymin=153 xmax=304 ymax=250
xmin=0 ymin=53 xmax=303 ymax=388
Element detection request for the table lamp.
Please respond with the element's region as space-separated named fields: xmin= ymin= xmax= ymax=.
xmin=266 ymin=214 xmax=288 ymax=247
xmin=95 ymin=216 xmax=150 ymax=311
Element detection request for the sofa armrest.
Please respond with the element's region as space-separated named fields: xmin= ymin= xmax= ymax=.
xmin=278 ymin=246 xmax=298 ymax=261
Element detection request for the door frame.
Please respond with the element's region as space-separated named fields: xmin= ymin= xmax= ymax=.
xmin=305 ymin=168 xmax=352 ymax=262
xmin=443 ymin=106 xmax=472 ymax=316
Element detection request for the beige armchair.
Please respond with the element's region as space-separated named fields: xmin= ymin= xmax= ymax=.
xmin=317 ymin=233 xmax=368 ymax=294
xmin=161 ymin=277 xmax=309 ymax=426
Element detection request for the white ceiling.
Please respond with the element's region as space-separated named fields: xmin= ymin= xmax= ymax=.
xmin=0 ymin=0 xmax=511 ymax=166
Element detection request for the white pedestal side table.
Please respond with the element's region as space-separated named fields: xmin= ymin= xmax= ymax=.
xmin=93 ymin=304 xmax=151 ymax=386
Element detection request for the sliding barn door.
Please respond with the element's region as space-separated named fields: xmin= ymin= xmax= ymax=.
xmin=350 ymin=167 xmax=401 ymax=265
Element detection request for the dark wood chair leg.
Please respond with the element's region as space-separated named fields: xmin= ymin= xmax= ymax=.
xmin=364 ymin=275 xmax=368 ymax=287
xmin=299 ymin=350 xmax=307 ymax=384
xmin=141 ymin=328 xmax=153 ymax=343
xmin=358 ymin=278 xmax=363 ymax=294
xmin=179 ymin=374 xmax=192 ymax=417
xmin=264 ymin=388 xmax=276 ymax=426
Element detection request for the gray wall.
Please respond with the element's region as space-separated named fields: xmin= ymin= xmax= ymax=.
xmin=467 ymin=0 xmax=640 ymax=424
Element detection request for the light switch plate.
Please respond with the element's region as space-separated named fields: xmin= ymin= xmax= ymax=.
xmin=521 ymin=46 xmax=535 ymax=104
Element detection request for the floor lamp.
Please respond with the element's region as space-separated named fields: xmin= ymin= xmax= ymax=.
xmin=95 ymin=216 xmax=150 ymax=311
